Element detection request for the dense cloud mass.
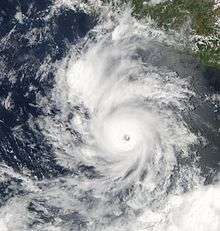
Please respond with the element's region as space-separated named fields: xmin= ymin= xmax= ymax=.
xmin=0 ymin=1 xmax=219 ymax=231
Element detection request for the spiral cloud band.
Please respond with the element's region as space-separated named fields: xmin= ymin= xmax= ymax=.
xmin=58 ymin=10 xmax=198 ymax=195
xmin=33 ymin=7 xmax=220 ymax=230
xmin=0 ymin=3 xmax=219 ymax=231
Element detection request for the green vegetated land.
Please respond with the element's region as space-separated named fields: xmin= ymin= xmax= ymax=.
xmin=112 ymin=0 xmax=220 ymax=68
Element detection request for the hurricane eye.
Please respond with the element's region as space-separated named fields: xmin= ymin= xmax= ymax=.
xmin=123 ymin=134 xmax=130 ymax=141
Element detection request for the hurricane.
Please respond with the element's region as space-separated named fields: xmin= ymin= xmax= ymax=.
xmin=0 ymin=1 xmax=219 ymax=231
